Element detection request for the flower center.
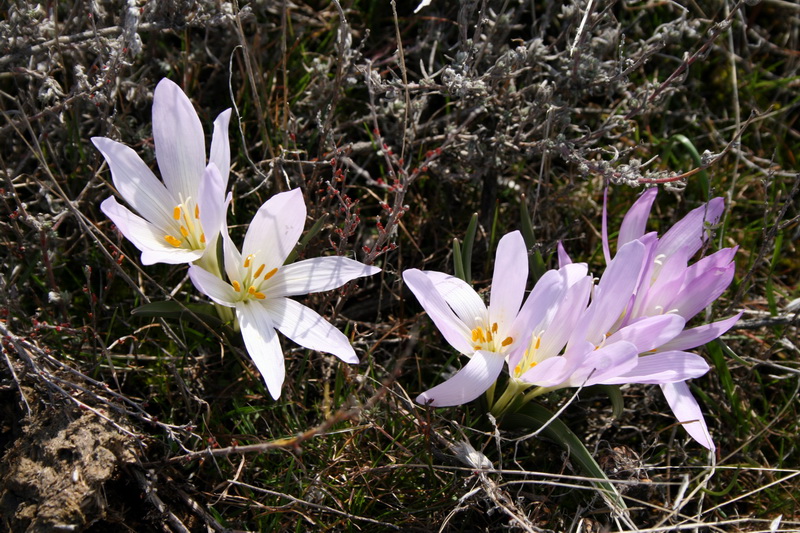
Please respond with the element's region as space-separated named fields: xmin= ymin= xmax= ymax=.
xmin=163 ymin=198 xmax=206 ymax=250
xmin=470 ymin=321 xmax=513 ymax=353
xmin=514 ymin=334 xmax=541 ymax=377
xmin=231 ymin=253 xmax=278 ymax=301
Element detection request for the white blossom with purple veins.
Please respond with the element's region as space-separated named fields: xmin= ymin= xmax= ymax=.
xmin=188 ymin=189 xmax=380 ymax=400
xmin=93 ymin=78 xmax=231 ymax=267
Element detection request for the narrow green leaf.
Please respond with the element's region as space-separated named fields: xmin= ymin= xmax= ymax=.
xmin=502 ymin=403 xmax=626 ymax=510
xmin=132 ymin=301 xmax=223 ymax=328
xmin=462 ymin=213 xmax=479 ymax=283
xmin=285 ymin=213 xmax=328 ymax=265
xmin=452 ymin=238 xmax=466 ymax=282
xmin=596 ymin=385 xmax=624 ymax=419
xmin=520 ymin=198 xmax=546 ymax=282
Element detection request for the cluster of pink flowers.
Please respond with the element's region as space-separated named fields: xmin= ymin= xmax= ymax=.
xmin=93 ymin=79 xmax=738 ymax=449
xmin=405 ymin=193 xmax=738 ymax=450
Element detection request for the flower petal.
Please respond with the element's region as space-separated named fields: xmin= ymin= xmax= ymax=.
xmin=656 ymin=197 xmax=724 ymax=260
xmin=209 ymin=108 xmax=232 ymax=188
xmin=578 ymin=240 xmax=645 ymax=345
xmin=670 ymin=264 xmax=736 ymax=320
xmin=243 ymin=188 xmax=306 ymax=268
xmin=416 ymin=350 xmax=505 ymax=407
xmin=518 ymin=355 xmax=574 ymax=388
xmin=197 ymin=163 xmax=227 ymax=252
xmin=513 ymin=268 xmax=567 ymax=340
xmin=222 ymin=229 xmax=246 ymax=285
xmin=557 ymin=242 xmax=572 ymax=267
xmin=489 ymin=231 xmax=528 ymax=327
xmin=263 ymin=297 xmax=358 ymax=364
xmin=403 ymin=269 xmax=474 ymax=355
xmin=658 ymin=313 xmax=742 ymax=352
xmin=92 ymin=137 xmax=176 ymax=230
xmin=618 ymin=188 xmax=658 ymax=248
xmin=566 ymin=341 xmax=639 ymax=387
xmin=152 ymin=78 xmax=206 ymax=199
xmin=606 ymin=314 xmax=685 ymax=353
xmin=423 ymin=271 xmax=488 ymax=328
xmin=267 ymin=257 xmax=380 ymax=298
xmin=236 ymin=300 xmax=285 ymax=400
xmin=660 ymin=381 xmax=715 ymax=450
xmin=188 ymin=264 xmax=238 ymax=306
xmin=601 ymin=351 xmax=709 ymax=385
xmin=101 ymin=196 xmax=203 ymax=265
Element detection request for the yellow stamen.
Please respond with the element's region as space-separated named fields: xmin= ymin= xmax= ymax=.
xmin=535 ymin=337 xmax=541 ymax=350
xmin=200 ymin=233 xmax=206 ymax=243
xmin=501 ymin=337 xmax=514 ymax=347
xmin=173 ymin=206 xmax=181 ymax=220
xmin=486 ymin=330 xmax=493 ymax=342
xmin=253 ymin=264 xmax=265 ymax=278
xmin=244 ymin=254 xmax=254 ymax=268
xmin=179 ymin=226 xmax=189 ymax=237
xmin=263 ymin=267 xmax=278 ymax=281
xmin=232 ymin=280 xmax=241 ymax=292
xmin=164 ymin=235 xmax=182 ymax=247
xmin=514 ymin=364 xmax=521 ymax=374
xmin=529 ymin=361 xmax=537 ymax=369
xmin=248 ymin=286 xmax=256 ymax=295
xmin=492 ymin=323 xmax=498 ymax=333
xmin=472 ymin=329 xmax=480 ymax=342
xmin=194 ymin=204 xmax=200 ymax=218
xmin=253 ymin=291 xmax=266 ymax=299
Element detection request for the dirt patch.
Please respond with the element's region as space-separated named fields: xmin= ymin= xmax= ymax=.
xmin=0 ymin=405 xmax=137 ymax=532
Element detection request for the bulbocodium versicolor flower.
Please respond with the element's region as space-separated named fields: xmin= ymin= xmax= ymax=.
xmin=188 ymin=189 xmax=380 ymax=400
xmin=93 ymin=78 xmax=231 ymax=269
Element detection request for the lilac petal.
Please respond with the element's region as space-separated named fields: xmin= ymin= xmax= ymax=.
xmin=561 ymin=262 xmax=589 ymax=286
xmin=601 ymin=351 xmax=709 ymax=385
xmin=489 ymin=231 xmax=528 ymax=326
xmin=101 ymin=196 xmax=203 ymax=265
xmin=236 ymin=300 xmax=285 ymax=400
xmin=618 ymin=188 xmax=658 ymax=249
xmin=197 ymin=163 xmax=226 ymax=252
xmin=518 ymin=355 xmax=573 ymax=387
xmin=557 ymin=242 xmax=572 ymax=267
xmin=578 ymin=240 xmax=645 ymax=345
xmin=243 ymin=188 xmax=306 ymax=268
xmin=659 ymin=313 xmax=742 ymax=352
xmin=403 ymin=269 xmax=473 ymax=355
xmin=657 ymin=197 xmax=724 ymax=259
xmin=416 ymin=350 xmax=505 ymax=407
xmin=671 ymin=264 xmax=736 ymax=320
xmin=264 ymin=298 xmax=358 ymax=364
xmin=209 ymin=108 xmax=232 ymax=188
xmin=661 ymin=382 xmax=715 ymax=450
xmin=423 ymin=271 xmax=488 ymax=327
xmin=514 ymin=269 xmax=567 ymax=339
xmin=187 ymin=264 xmax=238 ymax=306
xmin=267 ymin=257 xmax=380 ymax=297
xmin=92 ymin=137 xmax=176 ymax=230
xmin=152 ymin=78 xmax=206 ymax=199
xmin=602 ymin=188 xmax=611 ymax=264
xmin=567 ymin=341 xmax=639 ymax=387
xmin=606 ymin=314 xmax=685 ymax=353
xmin=537 ymin=276 xmax=592 ymax=358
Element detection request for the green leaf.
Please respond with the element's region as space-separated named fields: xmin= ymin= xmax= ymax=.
xmin=596 ymin=385 xmax=624 ymax=419
xmin=519 ymin=195 xmax=546 ymax=282
xmin=132 ymin=301 xmax=224 ymax=328
xmin=452 ymin=238 xmax=466 ymax=282
xmin=462 ymin=213 xmax=478 ymax=283
xmin=502 ymin=402 xmax=626 ymax=510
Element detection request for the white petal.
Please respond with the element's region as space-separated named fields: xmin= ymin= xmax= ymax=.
xmin=236 ymin=301 xmax=285 ymax=400
xmin=267 ymin=257 xmax=380 ymax=298
xmin=101 ymin=196 xmax=202 ymax=265
xmin=416 ymin=350 xmax=505 ymax=407
xmin=423 ymin=271 xmax=488 ymax=328
xmin=601 ymin=352 xmax=710 ymax=385
xmin=187 ymin=265 xmax=238 ymax=306
xmin=403 ymin=269 xmax=474 ymax=355
xmin=197 ymin=163 xmax=226 ymax=249
xmin=92 ymin=137 xmax=176 ymax=230
xmin=264 ymin=298 xmax=358 ymax=364
xmin=209 ymin=108 xmax=232 ymax=187
xmin=489 ymin=231 xmax=528 ymax=327
xmin=243 ymin=188 xmax=306 ymax=268
xmin=152 ymin=78 xmax=206 ymax=199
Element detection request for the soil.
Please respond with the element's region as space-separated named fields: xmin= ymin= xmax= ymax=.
xmin=0 ymin=396 xmax=138 ymax=532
